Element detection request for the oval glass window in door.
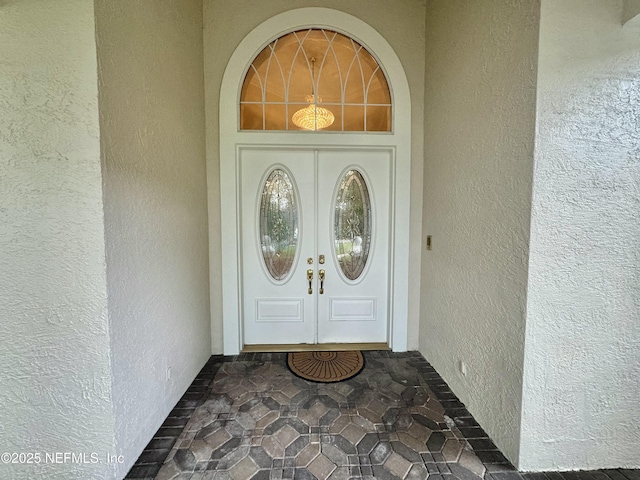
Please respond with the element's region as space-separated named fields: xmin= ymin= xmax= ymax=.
xmin=259 ymin=168 xmax=299 ymax=281
xmin=334 ymin=170 xmax=372 ymax=280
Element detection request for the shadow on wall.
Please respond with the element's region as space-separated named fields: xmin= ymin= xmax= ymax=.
xmin=623 ymin=0 xmax=640 ymax=24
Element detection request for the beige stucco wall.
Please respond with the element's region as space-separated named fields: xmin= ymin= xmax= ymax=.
xmin=421 ymin=0 xmax=540 ymax=466
xmin=95 ymin=1 xmax=211 ymax=476
xmin=521 ymin=0 xmax=640 ymax=470
xmin=0 ymin=1 xmax=116 ymax=478
xmin=204 ymin=0 xmax=426 ymax=353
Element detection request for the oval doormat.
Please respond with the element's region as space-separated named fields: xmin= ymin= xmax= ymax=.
xmin=287 ymin=351 xmax=364 ymax=383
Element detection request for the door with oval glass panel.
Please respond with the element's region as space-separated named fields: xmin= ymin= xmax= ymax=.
xmin=240 ymin=148 xmax=391 ymax=346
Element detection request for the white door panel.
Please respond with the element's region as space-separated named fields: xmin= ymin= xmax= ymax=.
xmin=316 ymin=150 xmax=390 ymax=343
xmin=241 ymin=149 xmax=315 ymax=344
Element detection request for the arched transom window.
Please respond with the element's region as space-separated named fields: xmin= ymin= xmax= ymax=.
xmin=240 ymin=29 xmax=392 ymax=132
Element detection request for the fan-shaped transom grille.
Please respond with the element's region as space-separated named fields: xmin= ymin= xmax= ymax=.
xmin=240 ymin=29 xmax=392 ymax=132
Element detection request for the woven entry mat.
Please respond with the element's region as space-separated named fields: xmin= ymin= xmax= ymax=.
xmin=287 ymin=350 xmax=364 ymax=383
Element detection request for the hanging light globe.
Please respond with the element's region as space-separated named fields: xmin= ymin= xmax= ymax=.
xmin=292 ymin=95 xmax=335 ymax=130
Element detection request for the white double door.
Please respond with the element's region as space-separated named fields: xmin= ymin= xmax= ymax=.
xmin=240 ymin=147 xmax=391 ymax=345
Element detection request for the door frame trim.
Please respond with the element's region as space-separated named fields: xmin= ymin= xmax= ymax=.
xmin=217 ymin=8 xmax=412 ymax=354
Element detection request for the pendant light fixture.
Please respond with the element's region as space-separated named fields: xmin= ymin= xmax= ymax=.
xmin=292 ymin=57 xmax=335 ymax=130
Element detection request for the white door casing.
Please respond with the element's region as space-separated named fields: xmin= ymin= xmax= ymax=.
xmin=218 ymin=8 xmax=412 ymax=354
xmin=241 ymin=148 xmax=391 ymax=345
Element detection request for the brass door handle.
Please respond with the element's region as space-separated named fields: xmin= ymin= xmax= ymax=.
xmin=307 ymin=269 xmax=314 ymax=294
xmin=319 ymin=269 xmax=325 ymax=294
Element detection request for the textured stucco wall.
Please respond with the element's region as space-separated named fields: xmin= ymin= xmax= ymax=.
xmin=0 ymin=1 xmax=116 ymax=479
xmin=95 ymin=1 xmax=211 ymax=476
xmin=520 ymin=0 xmax=640 ymax=470
xmin=204 ymin=0 xmax=425 ymax=353
xmin=421 ymin=0 xmax=540 ymax=465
